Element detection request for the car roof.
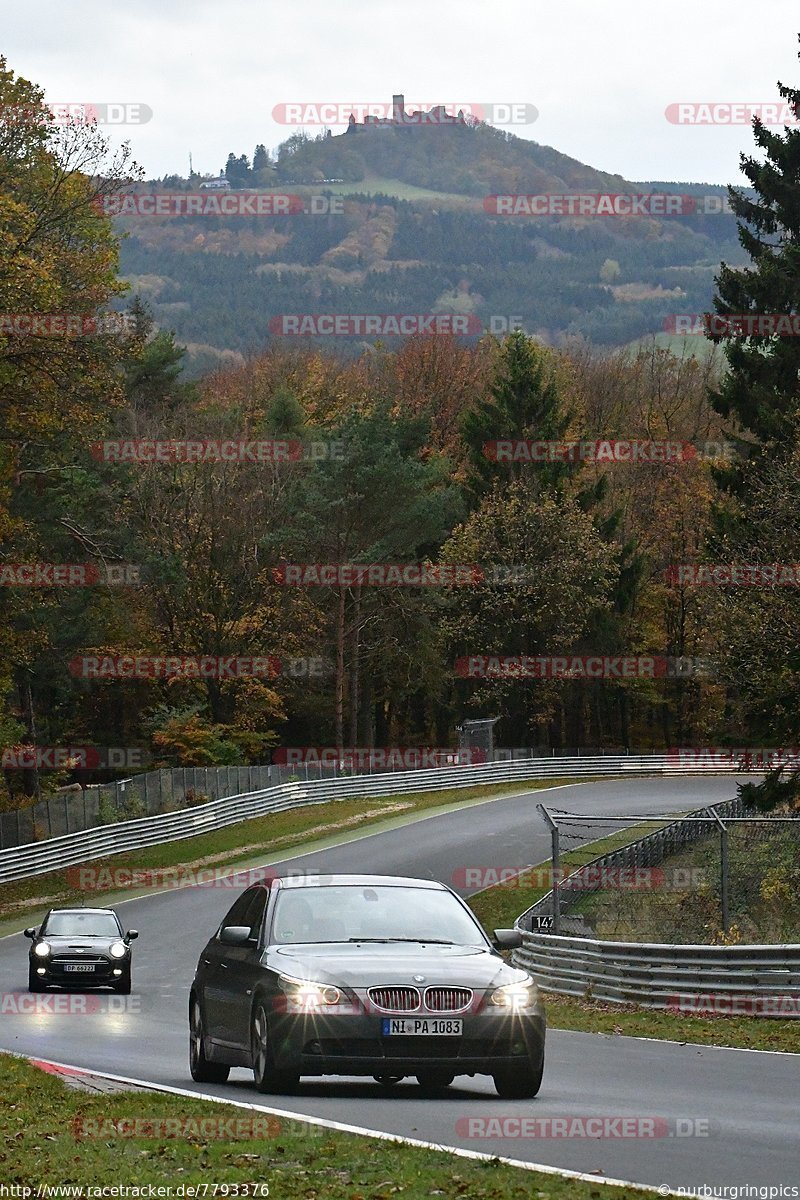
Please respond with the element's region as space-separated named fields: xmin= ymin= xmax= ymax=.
xmin=45 ymin=907 xmax=119 ymax=916
xmin=271 ymin=874 xmax=448 ymax=891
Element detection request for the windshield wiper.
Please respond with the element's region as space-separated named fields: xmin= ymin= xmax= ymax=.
xmin=346 ymin=937 xmax=457 ymax=945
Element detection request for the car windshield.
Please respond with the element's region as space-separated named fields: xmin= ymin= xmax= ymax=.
xmin=271 ymin=885 xmax=487 ymax=946
xmin=41 ymin=912 xmax=121 ymax=938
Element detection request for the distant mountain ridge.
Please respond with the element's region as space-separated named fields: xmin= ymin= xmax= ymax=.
xmin=119 ymin=124 xmax=746 ymax=373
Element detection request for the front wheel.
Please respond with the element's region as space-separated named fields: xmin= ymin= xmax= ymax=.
xmin=493 ymin=1052 xmax=544 ymax=1099
xmin=189 ymin=995 xmax=230 ymax=1084
xmin=114 ymin=973 xmax=132 ymax=995
xmin=251 ymin=1002 xmax=299 ymax=1094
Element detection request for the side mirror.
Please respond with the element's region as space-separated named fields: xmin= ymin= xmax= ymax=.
xmin=219 ymin=925 xmax=252 ymax=946
xmin=125 ymin=930 xmax=139 ymax=941
xmin=23 ymin=928 xmax=36 ymax=939
xmin=493 ymin=928 xmax=523 ymax=950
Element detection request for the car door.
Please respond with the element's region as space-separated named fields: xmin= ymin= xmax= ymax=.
xmin=225 ymin=887 xmax=270 ymax=1050
xmin=201 ymin=889 xmax=256 ymax=1045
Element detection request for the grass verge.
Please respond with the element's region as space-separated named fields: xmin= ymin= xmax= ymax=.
xmin=539 ymin=994 xmax=800 ymax=1054
xmin=0 ymin=1052 xmax=668 ymax=1197
xmin=0 ymin=777 xmax=584 ymax=930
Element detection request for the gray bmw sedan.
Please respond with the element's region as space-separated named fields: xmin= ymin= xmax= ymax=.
xmin=190 ymin=873 xmax=546 ymax=1097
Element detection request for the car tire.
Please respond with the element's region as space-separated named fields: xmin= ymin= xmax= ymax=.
xmin=251 ymin=1002 xmax=299 ymax=1094
xmin=114 ymin=974 xmax=132 ymax=995
xmin=493 ymin=1051 xmax=544 ymax=1099
xmin=189 ymin=995 xmax=230 ymax=1084
xmin=416 ymin=1070 xmax=455 ymax=1092
xmin=374 ymin=1074 xmax=405 ymax=1088
xmin=28 ymin=969 xmax=46 ymax=993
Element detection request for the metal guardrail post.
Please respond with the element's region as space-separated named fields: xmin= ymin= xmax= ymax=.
xmin=538 ymin=804 xmax=560 ymax=934
xmin=708 ymin=805 xmax=729 ymax=933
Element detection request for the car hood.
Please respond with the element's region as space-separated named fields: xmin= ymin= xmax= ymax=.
xmin=265 ymin=942 xmax=526 ymax=989
xmin=34 ymin=935 xmax=121 ymax=954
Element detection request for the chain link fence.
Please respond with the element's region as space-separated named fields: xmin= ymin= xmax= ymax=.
xmin=525 ymin=801 xmax=800 ymax=944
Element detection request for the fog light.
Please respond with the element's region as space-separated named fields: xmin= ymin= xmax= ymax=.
xmin=37 ymin=967 xmax=46 ymax=975
xmin=112 ymin=969 xmax=122 ymax=976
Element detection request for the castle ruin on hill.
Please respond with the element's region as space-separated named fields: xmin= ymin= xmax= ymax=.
xmin=345 ymin=94 xmax=468 ymax=132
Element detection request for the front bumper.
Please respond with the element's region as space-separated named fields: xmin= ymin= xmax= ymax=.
xmin=31 ymin=956 xmax=127 ymax=986
xmin=268 ymin=1006 xmax=546 ymax=1076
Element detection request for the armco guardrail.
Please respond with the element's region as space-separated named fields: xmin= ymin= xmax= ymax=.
xmin=0 ymin=753 xmax=743 ymax=886
xmin=512 ymin=934 xmax=800 ymax=1013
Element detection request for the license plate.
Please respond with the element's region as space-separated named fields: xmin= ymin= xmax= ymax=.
xmin=382 ymin=1018 xmax=462 ymax=1036
xmin=63 ymin=964 xmax=95 ymax=973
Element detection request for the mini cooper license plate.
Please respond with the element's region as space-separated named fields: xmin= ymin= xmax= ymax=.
xmin=63 ymin=964 xmax=95 ymax=972
xmin=382 ymin=1018 xmax=462 ymax=1036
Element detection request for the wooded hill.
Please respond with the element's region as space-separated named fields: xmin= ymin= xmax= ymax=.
xmin=118 ymin=123 xmax=746 ymax=376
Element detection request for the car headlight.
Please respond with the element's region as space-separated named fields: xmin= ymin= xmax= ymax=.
xmin=490 ymin=977 xmax=537 ymax=1009
xmin=109 ymin=942 xmax=128 ymax=959
xmin=279 ymin=974 xmax=341 ymax=1008
xmin=34 ymin=941 xmax=51 ymax=957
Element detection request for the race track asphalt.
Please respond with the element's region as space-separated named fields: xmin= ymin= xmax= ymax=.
xmin=2 ymin=775 xmax=796 ymax=1193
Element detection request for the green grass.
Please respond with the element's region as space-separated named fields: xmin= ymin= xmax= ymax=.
xmin=542 ymin=993 xmax=800 ymax=1054
xmin=0 ymin=1052 xmax=669 ymax=1197
xmin=0 ymin=778 xmax=586 ymax=931
xmin=263 ymin=174 xmax=475 ymax=205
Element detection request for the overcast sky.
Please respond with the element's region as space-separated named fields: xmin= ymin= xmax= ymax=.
xmin=4 ymin=1 xmax=799 ymax=185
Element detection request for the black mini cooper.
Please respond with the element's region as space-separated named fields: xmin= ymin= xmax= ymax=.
xmin=25 ymin=907 xmax=138 ymax=993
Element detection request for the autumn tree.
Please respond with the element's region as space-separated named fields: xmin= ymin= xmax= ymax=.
xmin=439 ymin=483 xmax=618 ymax=745
xmin=708 ymin=41 xmax=800 ymax=487
xmin=0 ymin=58 xmax=138 ymax=802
